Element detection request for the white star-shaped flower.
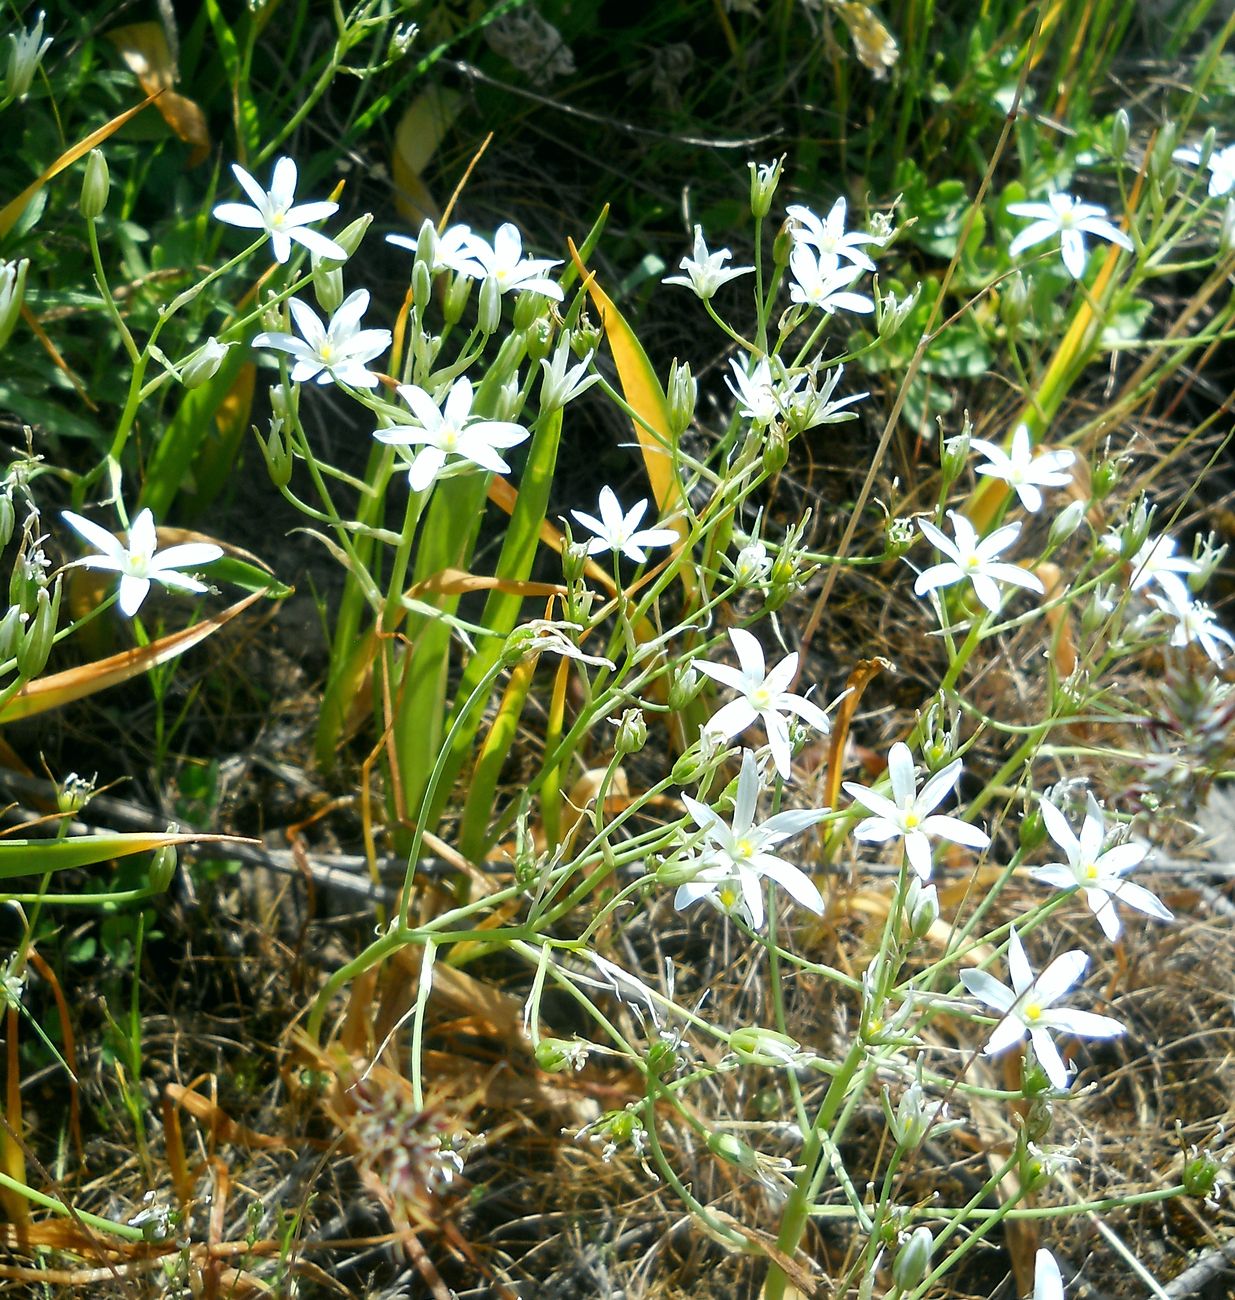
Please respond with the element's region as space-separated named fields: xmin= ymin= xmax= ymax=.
xmin=1121 ymin=533 xmax=1199 ymax=608
xmin=212 ymin=158 xmax=346 ymax=265
xmin=570 ymin=487 xmax=677 ymax=563
xmin=725 ymin=356 xmax=803 ymax=428
xmin=62 ymin=508 xmax=222 ymax=618
xmin=467 ymin=223 xmax=563 ymax=300
xmin=374 ymin=377 xmax=529 ymax=491
xmin=1174 ymin=141 xmax=1235 ymax=198
xmin=842 ymin=742 xmax=989 ymax=880
xmin=253 ymin=289 xmax=391 ymax=389
xmin=960 ymin=929 xmax=1125 ymax=1089
xmin=539 ymin=337 xmax=598 ymax=412
xmin=913 ymin=511 xmax=1045 ymax=613
xmin=673 ymin=749 xmax=826 ymax=930
xmin=788 ymin=246 xmax=874 ymax=315
xmin=787 ymin=198 xmax=882 ymax=272
xmin=1007 ymin=192 xmax=1134 ymax=280
xmin=696 ymin=627 xmax=831 ymax=780
xmin=1031 ymin=792 xmax=1171 ymax=941
xmin=969 ymin=424 xmax=1075 ymax=513
xmin=664 ymin=225 xmax=754 ymax=301
xmin=1154 ymin=592 xmax=1235 ymax=663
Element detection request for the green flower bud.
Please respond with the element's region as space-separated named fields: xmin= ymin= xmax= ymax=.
xmin=1220 ymin=200 xmax=1235 ymax=258
xmin=524 ymin=314 xmax=555 ymax=366
xmin=654 ymin=855 xmax=703 ymax=888
xmin=329 ymin=213 xmax=372 ymax=263
xmin=0 ymin=605 xmax=24 ymax=663
xmin=180 ymin=337 xmax=230 ymax=390
xmin=762 ymin=427 xmax=789 ymax=476
xmin=0 ymin=259 xmax=29 ymax=354
xmin=572 ymin=315 xmax=602 ymax=357
xmin=1110 ymin=108 xmax=1130 ymax=160
xmin=1024 ymin=1094 xmax=1054 ymax=1144
xmin=1000 ymin=270 xmax=1029 ymax=330
xmin=478 ymin=276 xmax=501 ymax=335
xmin=17 ymin=579 xmax=58 ymax=677
xmin=534 ymin=1037 xmax=588 ymax=1073
xmin=667 ymin=359 xmax=696 ymax=439
xmin=148 ymin=841 xmax=178 ymax=892
xmin=562 ymin=536 xmax=589 ymax=587
xmin=513 ymin=291 xmax=543 ymax=334
xmin=1091 ymin=452 xmax=1123 ymax=500
xmin=729 ymin=1026 xmax=802 ymax=1068
xmin=412 ymin=258 xmax=433 ymax=310
xmin=646 ymin=1038 xmax=678 ymax=1078
xmin=443 ymin=271 xmax=471 ymax=325
xmin=614 ymin=707 xmax=647 ymax=755
xmin=892 ymin=1227 xmax=933 ymax=1289
xmin=80 ymin=149 xmax=110 ymax=221
xmin=1150 ymin=120 xmax=1178 ymax=180
xmin=1047 ymin=499 xmax=1086 ymax=551
xmin=940 ymin=424 xmax=972 ymax=486
xmin=1019 ymin=802 xmax=1047 ymax=853
xmin=671 ymin=748 xmax=708 ymax=787
xmin=772 ymin=221 xmax=794 ymax=268
xmin=907 ymin=878 xmax=939 ymax=940
xmin=0 ymin=490 xmax=15 ymax=551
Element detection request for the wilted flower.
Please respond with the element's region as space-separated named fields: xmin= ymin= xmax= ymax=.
xmin=570 ymin=487 xmax=677 ymax=563
xmin=673 ymin=749 xmax=826 ymax=930
xmin=252 ymin=289 xmax=391 ymax=388
xmin=696 ymin=627 xmax=832 ymax=780
xmin=6 ymin=11 xmax=51 ymax=100
xmin=213 ymin=157 xmax=346 ymax=264
xmin=62 ymin=508 xmax=222 ymax=618
xmin=843 ymin=741 xmax=989 ymax=880
xmin=375 ymin=377 xmax=529 ymax=491
xmin=960 ymin=929 xmax=1125 ymax=1089
xmin=1031 ymin=791 xmax=1171 ymax=940
xmin=1007 ymin=192 xmax=1134 ymax=279
xmin=664 ymin=225 xmax=754 ymax=300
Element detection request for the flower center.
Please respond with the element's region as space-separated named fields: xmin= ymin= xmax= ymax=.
xmin=1084 ymin=862 xmax=1100 ymax=881
xmin=718 ymin=883 xmax=739 ymax=910
xmin=903 ymin=812 xmax=921 ymax=830
xmin=735 ymin=837 xmax=756 ymax=861
xmin=965 ymin=554 xmax=981 ymax=570
xmin=319 ymin=343 xmax=334 ymax=363
xmin=440 ymin=427 xmax=460 ymax=452
xmin=1024 ymin=1000 xmax=1043 ymax=1022
xmin=750 ymin=687 xmax=772 ymax=710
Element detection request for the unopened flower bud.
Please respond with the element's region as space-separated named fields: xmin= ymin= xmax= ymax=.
xmin=495 ymin=371 xmax=522 ymax=423
xmin=1091 ymin=451 xmax=1124 ymax=500
xmin=1198 ymin=125 xmax=1218 ymax=172
xmin=524 ymin=314 xmax=554 ymax=366
xmin=1047 ymin=499 xmax=1086 ymax=551
xmin=443 ymin=270 xmax=471 ymax=325
xmin=478 ymin=276 xmax=501 ymax=335
xmin=17 ymin=579 xmax=58 ymax=676
xmin=667 ymin=359 xmax=696 ymax=439
xmin=906 ymin=878 xmax=939 ymax=940
xmin=763 ymin=427 xmax=789 ymax=475
xmin=412 ymin=258 xmax=433 ymax=309
xmin=876 ymin=283 xmax=919 ymax=340
xmin=614 ymin=707 xmax=647 ymax=755
xmin=270 ymin=381 xmax=297 ymax=425
xmin=940 ymin=415 xmax=972 ymax=485
xmin=772 ymin=221 xmax=795 ymax=268
xmin=655 ymin=854 xmax=703 ymax=887
xmin=748 ymin=156 xmax=784 ymax=219
xmin=646 ymin=1037 xmax=678 ymax=1078
xmin=1220 ymin=200 xmax=1235 ymax=257
xmin=1151 ymin=120 xmax=1179 ymax=181
xmin=0 ymin=259 xmax=28 ymax=354
xmin=561 ymin=535 xmax=588 ymax=587
xmin=1019 ymin=801 xmax=1048 ymax=853
xmin=0 ymin=605 xmax=23 ymax=663
xmin=0 ymin=491 xmax=14 ymax=552
xmin=1110 ymin=108 xmax=1130 ymax=160
xmin=1024 ymin=1093 xmax=1054 ymax=1144
xmin=313 ymin=261 xmax=345 ymax=315
xmin=1118 ymin=496 xmax=1154 ymax=559
xmin=535 ymin=1037 xmax=588 ymax=1073
xmin=80 ymin=149 xmax=110 ymax=221
xmin=892 ymin=1227 xmax=933 ymax=1289
xmin=148 ymin=840 xmax=178 ymax=892
xmin=329 ymin=212 xmax=372 ymax=263
xmin=729 ymin=1026 xmax=802 ymax=1068
xmin=513 ymin=291 xmax=542 ymax=334
xmin=1000 ymin=270 xmax=1029 ymax=329
xmin=181 ymin=337 xmax=230 ymax=390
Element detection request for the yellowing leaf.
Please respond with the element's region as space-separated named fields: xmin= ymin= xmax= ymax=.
xmin=0 ymin=93 xmax=158 ymax=239
xmin=107 ymin=22 xmax=210 ymax=166
xmin=391 ymin=86 xmax=462 ymax=228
